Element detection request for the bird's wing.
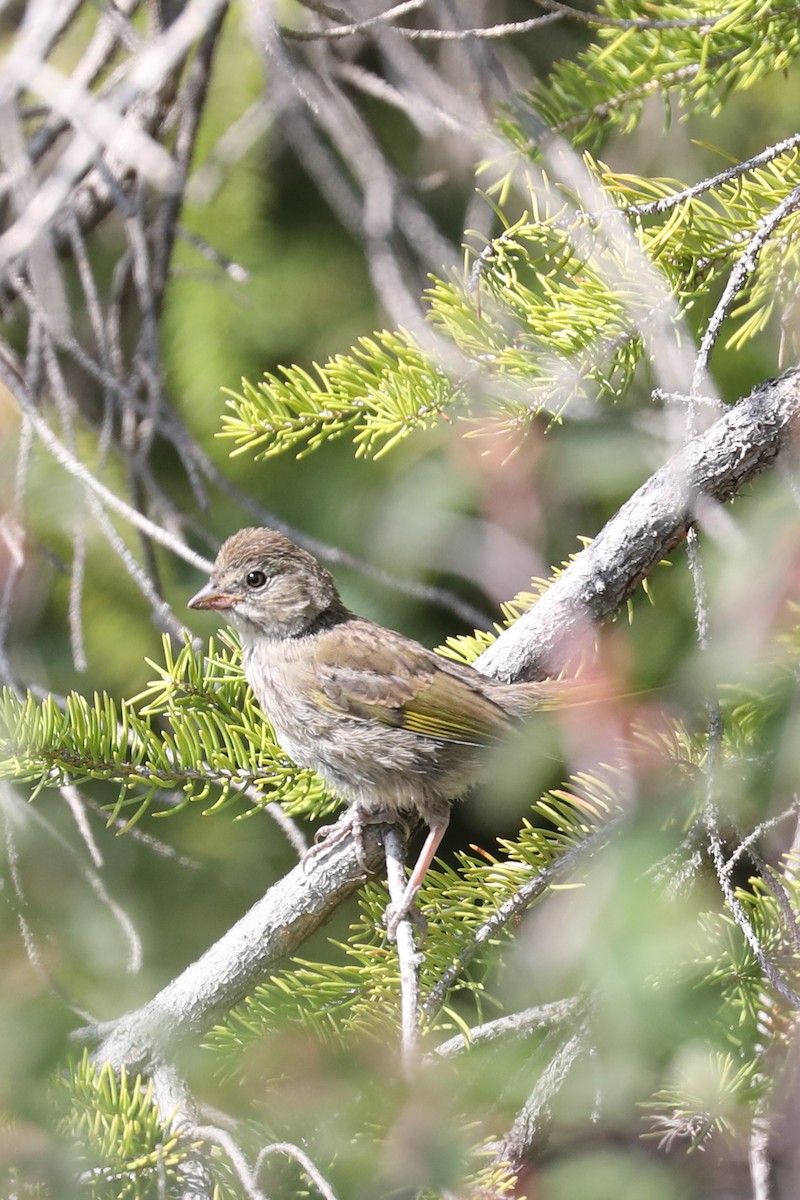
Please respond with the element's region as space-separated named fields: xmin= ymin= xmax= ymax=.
xmin=313 ymin=623 xmax=513 ymax=747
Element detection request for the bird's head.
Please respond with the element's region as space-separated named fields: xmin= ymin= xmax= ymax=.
xmin=188 ymin=528 xmax=343 ymax=640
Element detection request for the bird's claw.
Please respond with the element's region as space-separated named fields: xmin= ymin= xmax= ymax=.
xmin=384 ymin=900 xmax=428 ymax=942
xmin=302 ymin=815 xmax=352 ymax=873
xmin=303 ymin=807 xmax=393 ymax=874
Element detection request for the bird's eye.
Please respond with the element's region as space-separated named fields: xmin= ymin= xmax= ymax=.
xmin=245 ymin=569 xmax=268 ymax=589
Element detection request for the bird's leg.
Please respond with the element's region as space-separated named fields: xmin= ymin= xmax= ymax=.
xmin=384 ymin=816 xmax=449 ymax=941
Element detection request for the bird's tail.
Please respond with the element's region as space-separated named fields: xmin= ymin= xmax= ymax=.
xmin=494 ymin=676 xmax=643 ymax=717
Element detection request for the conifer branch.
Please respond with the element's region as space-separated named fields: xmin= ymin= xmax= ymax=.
xmin=532 ymin=2 xmax=800 ymax=145
xmin=622 ymin=132 xmax=800 ymax=218
xmin=420 ymin=822 xmax=614 ymax=1023
xmin=693 ymin=187 xmax=800 ymax=389
xmin=534 ymin=1 xmax=727 ymax=30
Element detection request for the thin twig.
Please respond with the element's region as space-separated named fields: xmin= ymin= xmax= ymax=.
xmin=0 ymin=514 xmax=26 ymax=689
xmin=244 ymin=785 xmax=309 ymax=859
xmin=82 ymin=793 xmax=202 ymax=868
xmin=0 ymin=358 xmax=212 ymax=572
xmin=285 ymin=10 xmax=562 ymax=41
xmin=708 ymin=816 xmax=800 ymax=1009
xmin=254 ymin=1140 xmax=339 ymax=1200
xmin=692 ymin=184 xmax=800 ymax=391
xmin=0 ymin=0 xmax=232 ymax=269
xmin=282 ymin=0 xmax=426 ymax=41
xmin=0 ymin=784 xmax=116 ymax=1019
xmin=493 ymin=1021 xmax=590 ymax=1182
xmin=383 ymin=824 xmax=421 ymax=1076
xmin=625 ymin=132 xmax=800 ymax=218
xmin=432 ymin=998 xmax=581 ymax=1058
xmin=187 ymin=1127 xmax=267 ymax=1200
xmin=721 ymin=800 xmax=800 ymax=878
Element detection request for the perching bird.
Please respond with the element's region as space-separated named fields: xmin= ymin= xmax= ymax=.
xmin=188 ymin=527 xmax=561 ymax=936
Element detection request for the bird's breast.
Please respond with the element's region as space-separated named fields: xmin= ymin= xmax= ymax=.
xmin=241 ymin=636 xmax=487 ymax=817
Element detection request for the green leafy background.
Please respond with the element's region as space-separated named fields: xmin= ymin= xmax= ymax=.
xmin=3 ymin=2 xmax=800 ymax=1197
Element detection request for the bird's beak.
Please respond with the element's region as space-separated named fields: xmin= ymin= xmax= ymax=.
xmin=188 ymin=581 xmax=241 ymax=611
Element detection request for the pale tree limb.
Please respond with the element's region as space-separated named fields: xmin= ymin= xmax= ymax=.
xmin=476 ymin=367 xmax=800 ymax=683
xmin=91 ymin=824 xmax=386 ymax=1070
xmin=749 ymin=1099 xmax=773 ymax=1200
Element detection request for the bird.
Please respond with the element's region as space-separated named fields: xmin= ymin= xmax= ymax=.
xmin=188 ymin=527 xmax=563 ymax=937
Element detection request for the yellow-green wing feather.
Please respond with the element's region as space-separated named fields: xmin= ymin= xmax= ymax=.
xmin=314 ymin=622 xmax=513 ymax=746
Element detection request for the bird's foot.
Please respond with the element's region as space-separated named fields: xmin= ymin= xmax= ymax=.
xmin=384 ymin=899 xmax=428 ymax=942
xmin=304 ymin=806 xmax=394 ymax=873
